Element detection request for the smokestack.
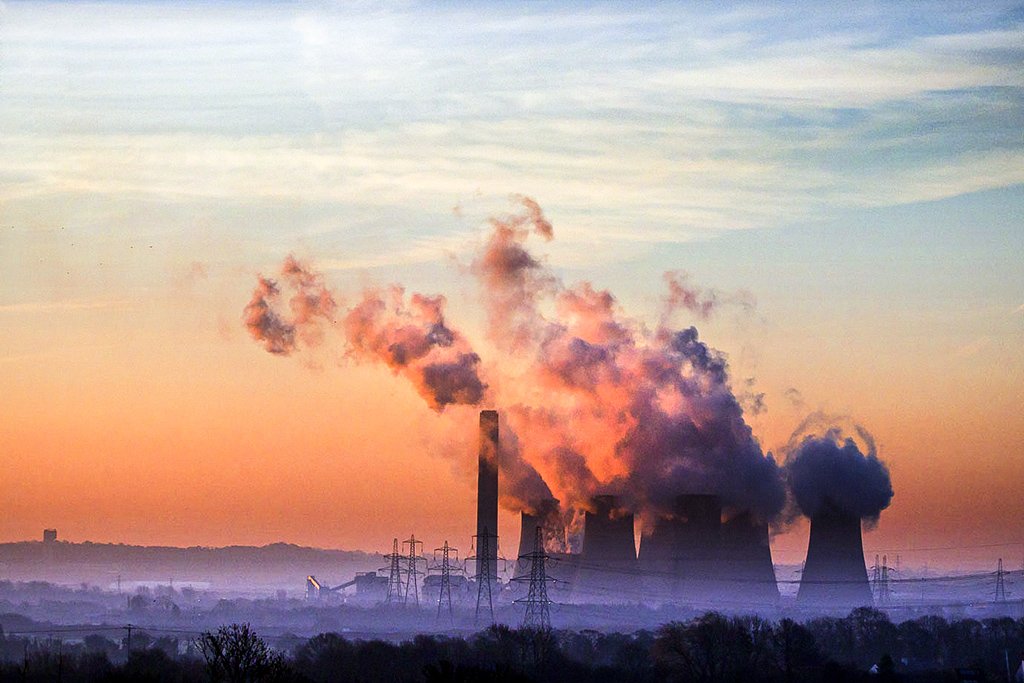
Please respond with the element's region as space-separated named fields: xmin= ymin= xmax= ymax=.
xmin=574 ymin=495 xmax=638 ymax=603
xmin=476 ymin=410 xmax=499 ymax=584
xmin=798 ymin=502 xmax=872 ymax=609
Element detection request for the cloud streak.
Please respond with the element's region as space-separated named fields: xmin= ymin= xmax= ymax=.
xmin=0 ymin=299 xmax=133 ymax=314
xmin=2 ymin=2 xmax=1022 ymax=267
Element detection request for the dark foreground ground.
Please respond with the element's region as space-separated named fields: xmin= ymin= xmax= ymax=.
xmin=2 ymin=608 xmax=1023 ymax=682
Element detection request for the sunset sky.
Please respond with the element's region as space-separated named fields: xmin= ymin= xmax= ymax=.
xmin=1 ymin=1 xmax=1022 ymax=570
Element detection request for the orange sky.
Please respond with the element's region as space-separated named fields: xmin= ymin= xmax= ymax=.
xmin=1 ymin=2 xmax=1023 ymax=574
xmin=1 ymin=269 xmax=1021 ymax=571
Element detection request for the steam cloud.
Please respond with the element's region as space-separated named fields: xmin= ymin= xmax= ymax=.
xmin=470 ymin=198 xmax=786 ymax=531
xmin=242 ymin=198 xmax=881 ymax=540
xmin=243 ymin=255 xmax=337 ymax=355
xmin=343 ymin=287 xmax=485 ymax=411
xmin=243 ymin=251 xmax=552 ymax=513
xmin=784 ymin=416 xmax=894 ymax=524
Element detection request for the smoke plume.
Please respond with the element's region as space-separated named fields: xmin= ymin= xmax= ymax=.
xmin=784 ymin=415 xmax=894 ymax=524
xmin=243 ymin=256 xmax=337 ymax=355
xmin=243 ymin=252 xmax=552 ymax=514
xmin=243 ymin=198 xmax=798 ymax=531
xmin=471 ymin=198 xmax=786 ymax=527
xmin=343 ymin=287 xmax=485 ymax=411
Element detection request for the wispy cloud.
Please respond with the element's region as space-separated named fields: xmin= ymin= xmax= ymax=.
xmin=0 ymin=299 xmax=132 ymax=314
xmin=955 ymin=336 xmax=992 ymax=358
xmin=0 ymin=1 xmax=1021 ymax=261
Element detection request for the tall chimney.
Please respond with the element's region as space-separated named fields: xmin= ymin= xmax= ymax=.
xmin=476 ymin=410 xmax=499 ymax=584
xmin=798 ymin=503 xmax=872 ymax=609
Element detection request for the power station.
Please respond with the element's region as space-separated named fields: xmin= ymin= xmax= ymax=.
xmin=309 ymin=410 xmax=878 ymax=613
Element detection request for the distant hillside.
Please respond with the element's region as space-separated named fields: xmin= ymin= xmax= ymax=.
xmin=0 ymin=541 xmax=383 ymax=596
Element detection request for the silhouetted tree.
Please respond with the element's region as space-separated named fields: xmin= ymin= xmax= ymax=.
xmin=197 ymin=623 xmax=287 ymax=683
xmin=293 ymin=632 xmax=355 ymax=682
xmin=774 ymin=618 xmax=820 ymax=683
xmin=653 ymin=613 xmax=755 ymax=683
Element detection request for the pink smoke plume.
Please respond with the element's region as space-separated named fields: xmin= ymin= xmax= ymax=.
xmin=472 ymin=195 xmax=557 ymax=352
xmin=242 ymin=247 xmax=553 ymax=513
xmin=243 ymin=198 xmax=787 ymax=541
xmin=243 ymin=256 xmax=337 ymax=355
xmin=343 ymin=286 xmax=485 ymax=411
xmin=470 ymin=198 xmax=785 ymax=534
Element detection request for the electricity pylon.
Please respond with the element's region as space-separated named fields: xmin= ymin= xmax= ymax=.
xmin=515 ymin=526 xmax=553 ymax=630
xmin=433 ymin=541 xmax=459 ymax=622
xmin=880 ymin=554 xmax=893 ymax=606
xmin=871 ymin=554 xmax=895 ymax=606
xmin=403 ymin=535 xmax=425 ymax=606
xmin=383 ymin=538 xmax=404 ymax=605
xmin=996 ymin=558 xmax=1007 ymax=602
xmin=473 ymin=529 xmax=496 ymax=625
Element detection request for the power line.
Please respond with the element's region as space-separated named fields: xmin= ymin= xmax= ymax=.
xmin=551 ymin=554 xmax=1013 ymax=586
xmin=866 ymin=541 xmax=1024 ymax=554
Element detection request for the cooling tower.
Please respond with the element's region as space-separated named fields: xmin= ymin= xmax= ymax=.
xmin=718 ymin=511 xmax=779 ymax=606
xmin=574 ymin=495 xmax=638 ymax=603
xmin=515 ymin=499 xmax=559 ymax=564
xmin=517 ymin=510 xmax=542 ymax=562
xmin=513 ymin=505 xmax=578 ymax=595
xmin=637 ymin=514 xmax=685 ymax=601
xmin=638 ymin=494 xmax=721 ymax=604
xmin=513 ymin=509 xmax=542 ymax=581
xmin=797 ymin=504 xmax=872 ymax=609
xmin=476 ymin=410 xmax=499 ymax=584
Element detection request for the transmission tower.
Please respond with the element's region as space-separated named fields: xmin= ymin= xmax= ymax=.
xmin=383 ymin=538 xmax=404 ymax=605
xmin=432 ymin=541 xmax=459 ymax=622
xmin=515 ymin=526 xmax=553 ymax=630
xmin=880 ymin=554 xmax=892 ymax=606
xmin=996 ymin=558 xmax=1007 ymax=602
xmin=403 ymin=535 xmax=425 ymax=606
xmin=871 ymin=554 xmax=894 ymax=606
xmin=473 ymin=529 xmax=496 ymax=625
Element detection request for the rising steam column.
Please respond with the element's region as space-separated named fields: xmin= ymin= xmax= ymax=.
xmin=476 ymin=410 xmax=500 ymax=585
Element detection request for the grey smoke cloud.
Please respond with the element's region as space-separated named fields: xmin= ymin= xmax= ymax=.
xmin=243 ymin=255 xmax=337 ymax=355
xmin=243 ymin=276 xmax=296 ymax=355
xmin=784 ymin=419 xmax=894 ymax=524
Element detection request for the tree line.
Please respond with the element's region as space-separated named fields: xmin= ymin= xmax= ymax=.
xmin=1 ymin=608 xmax=1022 ymax=682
